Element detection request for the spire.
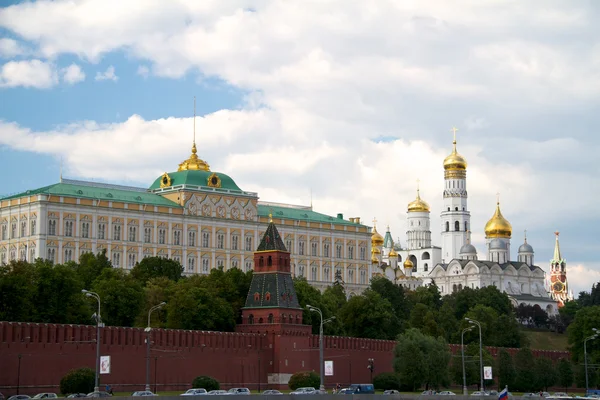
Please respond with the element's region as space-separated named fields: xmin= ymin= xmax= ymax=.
xmin=178 ymin=96 xmax=211 ymax=172
xmin=451 ymin=127 xmax=458 ymax=152
xmin=524 ymin=229 xmax=528 ymax=243
xmin=552 ymin=231 xmax=562 ymax=262
xmin=257 ymin=221 xmax=288 ymax=252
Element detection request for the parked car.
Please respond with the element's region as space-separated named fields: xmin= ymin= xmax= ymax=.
xmin=347 ymin=384 xmax=375 ymax=395
xmin=335 ymin=389 xmax=352 ymax=395
xmin=8 ymin=396 xmax=31 ymax=400
xmin=383 ymin=390 xmax=400 ymax=395
xmin=67 ymin=394 xmax=88 ymax=398
xmin=181 ymin=389 xmax=208 ymax=396
xmin=227 ymin=388 xmax=250 ymax=395
xmin=421 ymin=391 xmax=437 ymax=396
xmin=290 ymin=388 xmax=317 ymax=395
xmin=552 ymin=394 xmax=572 ymax=399
xmin=262 ymin=390 xmax=283 ymax=395
xmin=32 ymin=395 xmax=58 ymax=399
xmin=522 ymin=394 xmax=538 ymax=399
xmin=86 ymin=392 xmax=112 ymax=398
xmin=206 ymin=391 xmax=228 ymax=396
xmin=132 ymin=391 xmax=157 ymax=397
xmin=472 ymin=392 xmax=489 ymax=396
xmin=438 ymin=392 xmax=456 ymax=396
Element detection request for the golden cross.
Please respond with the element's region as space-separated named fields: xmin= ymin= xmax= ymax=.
xmin=417 ymin=178 xmax=420 ymax=192
xmin=451 ymin=127 xmax=458 ymax=142
xmin=496 ymin=192 xmax=500 ymax=204
xmin=372 ymin=217 xmax=377 ymax=227
xmin=269 ymin=208 xmax=273 ymax=223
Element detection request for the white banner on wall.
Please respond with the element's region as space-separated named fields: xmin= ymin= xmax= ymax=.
xmin=324 ymin=360 xmax=334 ymax=376
xmin=100 ymin=356 xmax=111 ymax=374
xmin=484 ymin=366 xmax=492 ymax=380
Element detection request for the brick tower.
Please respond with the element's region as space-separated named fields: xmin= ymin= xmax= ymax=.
xmin=236 ymin=216 xmax=311 ymax=336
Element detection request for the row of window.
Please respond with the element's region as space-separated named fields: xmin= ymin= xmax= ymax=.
xmin=0 ymin=220 xmax=37 ymax=240
xmin=445 ymin=221 xmax=469 ymax=232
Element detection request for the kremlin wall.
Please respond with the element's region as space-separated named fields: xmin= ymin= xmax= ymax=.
xmin=0 ymin=321 xmax=569 ymax=395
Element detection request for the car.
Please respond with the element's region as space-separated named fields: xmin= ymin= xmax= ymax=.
xmin=421 ymin=391 xmax=437 ymax=396
xmin=347 ymin=384 xmax=374 ymax=395
xmin=290 ymin=388 xmax=317 ymax=395
xmin=8 ymin=396 xmax=31 ymax=400
xmin=262 ymin=390 xmax=283 ymax=395
xmin=472 ymin=392 xmax=489 ymax=397
xmin=0 ymin=392 xmax=4 ymax=400
xmin=67 ymin=394 xmax=88 ymax=398
xmin=552 ymin=394 xmax=571 ymax=399
xmin=132 ymin=392 xmax=157 ymax=397
xmin=32 ymin=395 xmax=58 ymax=400
xmin=181 ymin=389 xmax=208 ymax=396
xmin=522 ymin=394 xmax=538 ymax=399
xmin=335 ymin=389 xmax=353 ymax=395
xmin=383 ymin=390 xmax=400 ymax=395
xmin=227 ymin=388 xmax=250 ymax=395
xmin=86 ymin=392 xmax=112 ymax=398
xmin=206 ymin=391 xmax=228 ymax=396
xmin=438 ymin=391 xmax=456 ymax=396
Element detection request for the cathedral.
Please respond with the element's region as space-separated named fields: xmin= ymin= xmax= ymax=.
xmin=374 ymin=130 xmax=571 ymax=314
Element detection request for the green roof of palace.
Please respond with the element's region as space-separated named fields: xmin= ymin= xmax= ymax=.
xmin=1 ymin=180 xmax=181 ymax=207
xmin=257 ymin=204 xmax=366 ymax=227
xmin=149 ymin=170 xmax=242 ymax=191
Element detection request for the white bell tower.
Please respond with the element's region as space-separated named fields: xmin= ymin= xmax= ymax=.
xmin=440 ymin=127 xmax=471 ymax=262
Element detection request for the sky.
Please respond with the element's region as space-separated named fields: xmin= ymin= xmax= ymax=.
xmin=1 ymin=0 xmax=599 ymax=295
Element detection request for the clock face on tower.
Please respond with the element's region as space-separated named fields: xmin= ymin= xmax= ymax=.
xmin=553 ymin=281 xmax=564 ymax=292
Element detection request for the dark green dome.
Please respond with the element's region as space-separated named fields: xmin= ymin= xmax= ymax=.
xmin=149 ymin=170 xmax=242 ymax=192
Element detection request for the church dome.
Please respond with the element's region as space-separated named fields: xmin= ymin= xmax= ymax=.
xmin=460 ymin=243 xmax=477 ymax=255
xmin=371 ymin=253 xmax=379 ymax=264
xmin=519 ymin=242 xmax=534 ymax=253
xmin=443 ymin=139 xmax=467 ymax=171
xmin=403 ymin=258 xmax=414 ymax=269
xmin=389 ymin=248 xmax=398 ymax=258
xmin=372 ymin=247 xmax=381 ymax=255
xmin=489 ymin=238 xmax=507 ymax=250
xmin=484 ymin=202 xmax=512 ymax=238
xmin=371 ymin=225 xmax=384 ymax=247
xmin=407 ymin=188 xmax=430 ymax=213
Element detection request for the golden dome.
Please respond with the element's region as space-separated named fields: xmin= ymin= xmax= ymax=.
xmin=407 ymin=188 xmax=430 ymax=213
xmin=371 ymin=253 xmax=379 ymax=264
xmin=389 ymin=248 xmax=398 ymax=257
xmin=403 ymin=258 xmax=414 ymax=269
xmin=371 ymin=247 xmax=381 ymax=255
xmin=443 ymin=134 xmax=467 ymax=171
xmin=484 ymin=202 xmax=512 ymax=239
xmin=371 ymin=224 xmax=384 ymax=247
xmin=178 ymin=142 xmax=211 ymax=172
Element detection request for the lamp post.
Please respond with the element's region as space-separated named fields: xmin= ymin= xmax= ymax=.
xmin=367 ymin=359 xmax=375 ymax=383
xmin=584 ymin=328 xmax=598 ymax=395
xmin=461 ymin=326 xmax=474 ymax=395
xmin=82 ymin=289 xmax=102 ymax=392
xmin=145 ymin=302 xmax=166 ymax=392
xmin=307 ymin=304 xmax=336 ymax=391
xmin=466 ymin=318 xmax=484 ymax=392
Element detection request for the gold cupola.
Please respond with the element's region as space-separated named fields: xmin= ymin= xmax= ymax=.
xmin=403 ymin=257 xmax=414 ymax=269
xmin=484 ymin=200 xmax=512 ymax=239
xmin=178 ymin=142 xmax=211 ymax=172
xmin=371 ymin=220 xmax=384 ymax=247
xmin=371 ymin=252 xmax=379 ymax=264
xmin=407 ymin=187 xmax=430 ymax=213
xmin=443 ymin=128 xmax=467 ymax=171
xmin=389 ymin=247 xmax=398 ymax=258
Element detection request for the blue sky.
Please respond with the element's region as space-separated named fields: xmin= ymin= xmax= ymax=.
xmin=1 ymin=0 xmax=599 ymax=294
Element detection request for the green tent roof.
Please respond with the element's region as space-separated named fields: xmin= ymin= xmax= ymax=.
xmin=149 ymin=170 xmax=242 ymax=192
xmin=1 ymin=180 xmax=180 ymax=208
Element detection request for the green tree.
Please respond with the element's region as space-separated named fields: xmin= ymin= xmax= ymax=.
xmin=321 ymin=284 xmax=347 ymax=335
xmin=567 ymin=306 xmax=600 ymax=363
xmin=339 ymin=289 xmax=399 ymax=339
xmin=294 ymin=277 xmax=328 ymax=334
xmin=288 ymin=371 xmax=320 ymax=390
xmin=393 ymin=328 xmax=451 ymax=391
xmin=131 ymin=256 xmax=183 ymax=285
xmin=373 ymin=372 xmax=401 ymax=390
xmin=59 ymin=367 xmax=95 ymax=395
xmin=75 ymin=250 xmax=112 ymax=289
xmin=191 ymin=375 xmax=220 ymax=391
xmin=497 ymin=349 xmax=516 ymax=391
xmin=557 ymin=358 xmax=574 ymax=393
xmin=370 ymin=276 xmax=411 ymax=322
xmin=0 ymin=261 xmax=37 ymax=322
xmin=135 ymin=276 xmax=175 ymax=327
xmin=558 ymin=300 xmax=580 ymax=328
xmin=534 ymin=357 xmax=557 ymax=391
xmin=437 ymin=302 xmax=459 ymax=343
xmin=33 ymin=260 xmax=89 ymax=324
xmin=409 ymin=283 xmax=442 ymax=310
xmin=514 ymin=347 xmax=536 ymax=392
xmin=91 ymin=268 xmax=145 ymax=327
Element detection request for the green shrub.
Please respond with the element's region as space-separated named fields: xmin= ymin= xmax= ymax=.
xmin=373 ymin=372 xmax=401 ymax=390
xmin=60 ymin=367 xmax=95 ymax=395
xmin=191 ymin=376 xmax=220 ymax=391
xmin=288 ymin=371 xmax=320 ymax=390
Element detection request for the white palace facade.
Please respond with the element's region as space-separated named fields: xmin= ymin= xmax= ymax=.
xmin=0 ymin=141 xmax=373 ymax=295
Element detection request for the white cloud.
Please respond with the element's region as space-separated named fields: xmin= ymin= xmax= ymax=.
xmin=137 ymin=65 xmax=149 ymax=78
xmin=95 ymin=65 xmax=117 ymax=81
xmin=61 ymin=63 xmax=85 ymax=84
xmin=0 ymin=38 xmax=26 ymax=58
xmin=0 ymin=59 xmax=57 ymax=88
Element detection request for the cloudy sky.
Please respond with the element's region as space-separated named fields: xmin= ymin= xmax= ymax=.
xmin=1 ymin=0 xmax=599 ymax=295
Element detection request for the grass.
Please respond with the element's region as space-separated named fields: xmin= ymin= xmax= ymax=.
xmin=523 ymin=329 xmax=570 ymax=351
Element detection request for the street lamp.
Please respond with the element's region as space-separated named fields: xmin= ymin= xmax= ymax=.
xmin=466 ymin=318 xmax=484 ymax=392
xmin=82 ymin=289 xmax=102 ymax=392
xmin=307 ymin=304 xmax=335 ymax=391
xmin=461 ymin=326 xmax=474 ymax=395
xmin=145 ymin=302 xmax=166 ymax=392
xmin=584 ymin=328 xmax=598 ymax=395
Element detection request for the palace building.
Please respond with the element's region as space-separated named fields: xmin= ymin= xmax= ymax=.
xmin=0 ymin=140 xmax=373 ymax=295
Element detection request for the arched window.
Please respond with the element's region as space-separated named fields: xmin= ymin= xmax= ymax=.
xmin=267 ymin=256 xmax=272 ymax=266
xmin=422 ymin=252 xmax=430 ymax=260
xmin=455 ymin=221 xmax=460 ymax=231
xmin=268 ymin=313 xmax=274 ymax=324
xmin=458 ymin=284 xmax=463 ymax=290
xmin=453 ymin=284 xmax=457 ymax=293
xmin=464 ymin=221 xmax=468 ymax=231
xmin=258 ymin=318 xmax=264 ymax=324
xmin=424 ymin=263 xmax=428 ymax=271
xmin=455 ymin=207 xmax=458 ymax=211
xmin=282 ymin=314 xmax=287 ymax=323
xmin=248 ymin=314 xmax=254 ymax=324
xmin=259 ymin=257 xmax=264 ymax=267
xmin=445 ymin=222 xmax=450 ymax=232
